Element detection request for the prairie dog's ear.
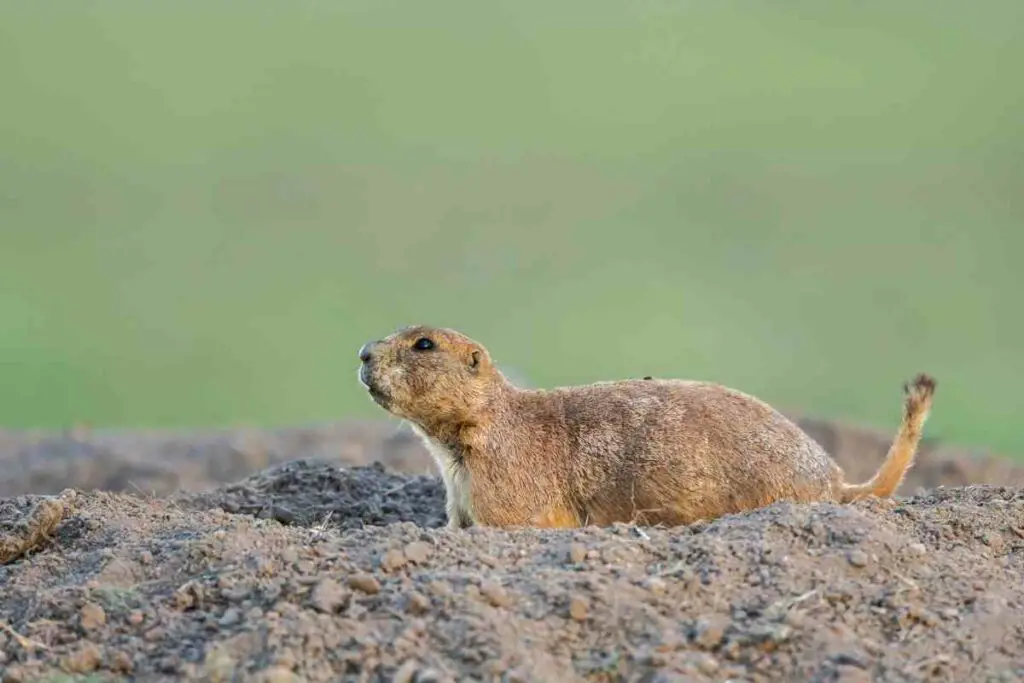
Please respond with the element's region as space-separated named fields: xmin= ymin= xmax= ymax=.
xmin=467 ymin=343 xmax=491 ymax=373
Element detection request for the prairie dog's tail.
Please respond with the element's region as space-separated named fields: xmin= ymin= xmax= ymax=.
xmin=838 ymin=374 xmax=936 ymax=503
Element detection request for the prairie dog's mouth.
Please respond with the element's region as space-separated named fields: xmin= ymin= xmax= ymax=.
xmin=366 ymin=387 xmax=390 ymax=409
xmin=359 ymin=365 xmax=391 ymax=409
xmin=358 ymin=363 xmax=373 ymax=390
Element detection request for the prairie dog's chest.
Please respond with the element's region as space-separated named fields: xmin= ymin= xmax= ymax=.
xmin=412 ymin=425 xmax=464 ymax=474
xmin=410 ymin=425 xmax=474 ymax=514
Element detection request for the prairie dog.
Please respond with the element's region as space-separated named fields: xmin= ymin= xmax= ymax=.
xmin=358 ymin=326 xmax=935 ymax=529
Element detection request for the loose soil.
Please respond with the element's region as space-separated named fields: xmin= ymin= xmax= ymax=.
xmin=2 ymin=417 xmax=1023 ymax=682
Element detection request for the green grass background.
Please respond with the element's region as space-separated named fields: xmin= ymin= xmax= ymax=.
xmin=1 ymin=1 xmax=1022 ymax=457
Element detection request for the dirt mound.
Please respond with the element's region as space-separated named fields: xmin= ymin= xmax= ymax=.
xmin=2 ymin=416 xmax=1022 ymax=499
xmin=179 ymin=459 xmax=447 ymax=530
xmin=2 ymin=462 xmax=1023 ymax=682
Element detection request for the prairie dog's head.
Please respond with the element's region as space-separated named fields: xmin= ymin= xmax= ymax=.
xmin=357 ymin=326 xmax=502 ymax=425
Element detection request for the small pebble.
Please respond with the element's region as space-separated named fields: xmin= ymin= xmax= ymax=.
xmin=407 ymin=591 xmax=431 ymax=615
xmin=746 ymin=623 xmax=793 ymax=649
xmin=273 ymin=652 xmax=296 ymax=670
xmin=393 ymin=660 xmax=419 ymax=683
xmin=110 ymin=650 xmax=134 ymax=673
xmin=479 ymin=580 xmax=512 ymax=607
xmin=79 ymin=602 xmax=106 ymax=630
xmin=602 ymin=547 xmax=625 ymax=564
xmin=173 ymin=581 xmax=203 ymax=610
xmin=62 ymin=643 xmax=102 ymax=673
xmin=906 ymin=604 xmax=938 ymax=627
xmin=404 ymin=541 xmax=433 ymax=564
xmin=985 ymin=535 xmax=1006 ymax=553
xmin=413 ymin=668 xmax=444 ymax=683
xmin=692 ymin=617 xmax=728 ymax=649
xmin=427 ymin=580 xmax=451 ymax=597
xmin=568 ymin=595 xmax=589 ymax=621
xmin=255 ymin=665 xmax=297 ymax=683
xmin=348 ymin=573 xmax=381 ymax=595
xmin=568 ymin=543 xmax=588 ymax=564
xmin=846 ymin=550 xmax=869 ymax=568
xmin=502 ymin=669 xmax=530 ymax=683
xmin=204 ymin=646 xmax=236 ymax=681
xmin=218 ymin=608 xmax=242 ymax=627
xmin=2 ymin=666 xmax=25 ymax=683
xmin=693 ymin=653 xmax=719 ymax=675
xmin=310 ymin=578 xmax=348 ymax=613
xmin=381 ymin=549 xmax=408 ymax=572
xmin=221 ymin=584 xmax=251 ymax=602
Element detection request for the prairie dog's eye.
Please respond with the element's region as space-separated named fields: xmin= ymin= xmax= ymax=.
xmin=412 ymin=337 xmax=435 ymax=351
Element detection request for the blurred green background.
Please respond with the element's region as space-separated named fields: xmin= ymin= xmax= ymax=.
xmin=1 ymin=1 xmax=1022 ymax=457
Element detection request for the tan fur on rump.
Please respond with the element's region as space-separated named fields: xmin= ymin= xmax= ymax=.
xmin=357 ymin=326 xmax=936 ymax=530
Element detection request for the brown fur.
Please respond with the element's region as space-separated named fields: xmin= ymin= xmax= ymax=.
xmin=358 ymin=326 xmax=936 ymax=529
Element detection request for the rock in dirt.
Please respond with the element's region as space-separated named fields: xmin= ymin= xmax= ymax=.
xmin=568 ymin=542 xmax=588 ymax=564
xmin=78 ymin=602 xmax=106 ymax=630
xmin=846 ymin=549 xmax=869 ymax=567
xmin=692 ymin=616 xmax=730 ymax=649
xmin=405 ymin=591 xmax=431 ymax=615
xmin=568 ymin=594 xmax=590 ymax=621
xmin=254 ymin=665 xmax=299 ymax=683
xmin=109 ymin=650 xmax=134 ymax=673
xmin=348 ymin=572 xmax=381 ymax=595
xmin=310 ymin=579 xmax=348 ymax=614
xmin=403 ymin=540 xmax=433 ymax=564
xmin=479 ymin=580 xmax=513 ymax=608
xmin=61 ymin=642 xmax=102 ymax=673
xmin=380 ymin=548 xmax=408 ymax=572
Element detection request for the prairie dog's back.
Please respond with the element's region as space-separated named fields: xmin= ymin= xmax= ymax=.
xmin=527 ymin=378 xmax=841 ymax=525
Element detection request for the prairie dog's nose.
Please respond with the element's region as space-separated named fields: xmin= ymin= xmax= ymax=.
xmin=358 ymin=341 xmax=376 ymax=363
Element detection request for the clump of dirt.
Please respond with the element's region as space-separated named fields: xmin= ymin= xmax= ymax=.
xmin=1 ymin=461 xmax=1023 ymax=682
xmin=0 ymin=489 xmax=76 ymax=565
xmin=2 ymin=416 xmax=1022 ymax=498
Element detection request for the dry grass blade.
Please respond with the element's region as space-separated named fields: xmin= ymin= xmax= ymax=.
xmin=0 ymin=619 xmax=49 ymax=651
